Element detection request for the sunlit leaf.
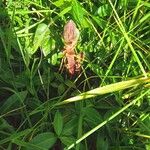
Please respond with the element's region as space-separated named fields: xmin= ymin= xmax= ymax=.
xmin=71 ymin=0 xmax=88 ymax=27
xmin=50 ymin=53 xmax=58 ymax=65
xmin=53 ymin=0 xmax=65 ymax=7
xmin=97 ymin=4 xmax=112 ymax=17
xmin=42 ymin=38 xmax=55 ymax=57
xmin=32 ymin=23 xmax=50 ymax=56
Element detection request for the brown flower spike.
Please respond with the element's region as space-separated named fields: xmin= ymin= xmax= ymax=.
xmin=62 ymin=20 xmax=82 ymax=76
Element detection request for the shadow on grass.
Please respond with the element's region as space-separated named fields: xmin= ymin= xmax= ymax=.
xmin=0 ymin=1 xmax=20 ymax=99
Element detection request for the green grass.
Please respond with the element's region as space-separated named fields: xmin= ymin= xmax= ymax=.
xmin=0 ymin=0 xmax=150 ymax=150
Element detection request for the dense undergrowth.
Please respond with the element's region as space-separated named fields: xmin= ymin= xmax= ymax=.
xmin=0 ymin=0 xmax=150 ymax=149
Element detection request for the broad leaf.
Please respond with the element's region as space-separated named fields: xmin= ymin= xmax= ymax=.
xmin=60 ymin=136 xmax=76 ymax=146
xmin=32 ymin=23 xmax=51 ymax=56
xmin=62 ymin=117 xmax=78 ymax=136
xmin=53 ymin=111 xmax=63 ymax=136
xmin=26 ymin=132 xmax=57 ymax=150
xmin=83 ymin=107 xmax=103 ymax=127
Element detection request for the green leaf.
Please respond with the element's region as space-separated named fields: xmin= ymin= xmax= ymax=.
xmin=0 ymin=129 xmax=31 ymax=145
xmin=0 ymin=118 xmax=14 ymax=132
xmin=64 ymin=80 xmax=76 ymax=88
xmin=71 ymin=0 xmax=87 ymax=27
xmin=96 ymin=133 xmax=108 ymax=150
xmin=83 ymin=107 xmax=103 ymax=127
xmin=32 ymin=23 xmax=50 ymax=56
xmin=53 ymin=0 xmax=65 ymax=7
xmin=143 ymin=1 xmax=150 ymax=8
xmin=57 ymin=52 xmax=64 ymax=58
xmin=50 ymin=53 xmax=58 ymax=65
xmin=0 ymin=91 xmax=27 ymax=114
xmin=52 ymin=53 xmax=58 ymax=65
xmin=139 ymin=13 xmax=150 ymax=24
xmin=53 ymin=111 xmax=63 ymax=136
xmin=91 ymin=15 xmax=107 ymax=29
xmin=58 ymin=83 xmax=66 ymax=95
xmin=72 ymin=0 xmax=83 ymax=20
xmin=97 ymin=4 xmax=112 ymax=17
xmin=62 ymin=117 xmax=78 ymax=136
xmin=42 ymin=38 xmax=55 ymax=57
xmin=59 ymin=6 xmax=72 ymax=17
xmin=54 ymin=72 xmax=64 ymax=82
xmin=26 ymin=132 xmax=57 ymax=150
xmin=140 ymin=116 xmax=150 ymax=135
xmin=60 ymin=136 xmax=76 ymax=146
xmin=146 ymin=144 xmax=150 ymax=150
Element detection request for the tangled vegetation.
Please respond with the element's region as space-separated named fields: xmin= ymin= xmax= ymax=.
xmin=0 ymin=0 xmax=150 ymax=149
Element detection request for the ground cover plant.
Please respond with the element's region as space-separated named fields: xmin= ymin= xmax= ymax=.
xmin=0 ymin=0 xmax=150 ymax=149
